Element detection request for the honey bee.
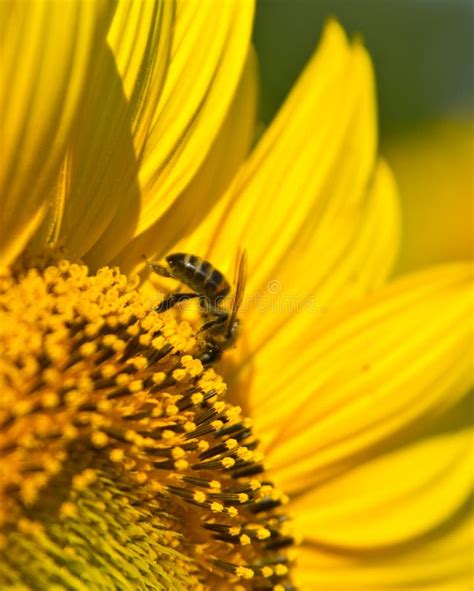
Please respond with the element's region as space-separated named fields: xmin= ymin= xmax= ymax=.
xmin=148 ymin=251 xmax=247 ymax=364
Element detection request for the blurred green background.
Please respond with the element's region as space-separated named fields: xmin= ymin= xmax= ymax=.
xmin=253 ymin=0 xmax=473 ymax=273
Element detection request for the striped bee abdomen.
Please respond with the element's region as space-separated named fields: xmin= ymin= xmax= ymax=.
xmin=166 ymin=253 xmax=230 ymax=302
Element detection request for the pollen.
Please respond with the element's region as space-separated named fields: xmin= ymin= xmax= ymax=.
xmin=0 ymin=263 xmax=295 ymax=590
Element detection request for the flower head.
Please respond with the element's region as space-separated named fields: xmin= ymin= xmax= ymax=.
xmin=1 ymin=2 xmax=472 ymax=590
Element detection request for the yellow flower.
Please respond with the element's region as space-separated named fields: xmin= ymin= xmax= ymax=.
xmin=1 ymin=2 xmax=472 ymax=591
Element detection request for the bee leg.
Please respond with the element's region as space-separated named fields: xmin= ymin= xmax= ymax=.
xmin=199 ymin=311 xmax=228 ymax=332
xmin=148 ymin=262 xmax=172 ymax=278
xmin=155 ymin=292 xmax=199 ymax=313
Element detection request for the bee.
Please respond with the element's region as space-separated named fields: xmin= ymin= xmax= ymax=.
xmin=148 ymin=251 xmax=247 ymax=365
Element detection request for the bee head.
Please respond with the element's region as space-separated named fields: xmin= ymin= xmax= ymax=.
xmin=199 ymin=341 xmax=222 ymax=366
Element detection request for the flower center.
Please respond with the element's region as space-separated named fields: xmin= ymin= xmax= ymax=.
xmin=0 ymin=261 xmax=295 ymax=590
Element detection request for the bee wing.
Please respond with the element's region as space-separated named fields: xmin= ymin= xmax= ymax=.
xmin=227 ymin=249 xmax=247 ymax=336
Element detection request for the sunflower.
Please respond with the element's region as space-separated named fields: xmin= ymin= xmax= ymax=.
xmin=1 ymin=2 xmax=472 ymax=591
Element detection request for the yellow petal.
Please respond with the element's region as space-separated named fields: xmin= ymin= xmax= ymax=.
xmin=113 ymin=48 xmax=259 ymax=275
xmin=241 ymin=157 xmax=399 ymax=366
xmin=0 ymin=0 xmax=114 ymax=266
xmin=132 ymin=0 xmax=255 ymax=237
xmin=292 ymin=425 xmax=473 ymax=548
xmin=206 ymin=20 xmax=377 ymax=276
xmin=297 ymin=506 xmax=473 ymax=590
xmin=249 ymin=264 xmax=473 ymax=492
xmin=45 ymin=1 xmax=174 ymax=264
xmin=108 ymin=0 xmax=174 ymax=153
xmin=178 ymin=21 xmax=399 ymax=358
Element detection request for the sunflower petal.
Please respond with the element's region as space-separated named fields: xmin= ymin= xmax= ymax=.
xmin=248 ymin=264 xmax=473 ymax=493
xmin=132 ymin=0 xmax=255 ymax=237
xmin=113 ymin=48 xmax=259 ymax=275
xmin=44 ymin=1 xmax=174 ymax=264
xmin=0 ymin=0 xmax=114 ymax=265
xmin=297 ymin=505 xmax=473 ymax=590
xmin=291 ymin=424 xmax=473 ymax=547
xmin=185 ymin=21 xmax=399 ymax=359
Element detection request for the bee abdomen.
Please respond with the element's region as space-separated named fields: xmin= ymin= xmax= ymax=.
xmin=166 ymin=253 xmax=230 ymax=300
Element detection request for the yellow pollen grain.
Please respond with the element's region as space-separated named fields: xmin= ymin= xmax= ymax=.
xmin=181 ymin=355 xmax=203 ymax=377
xmin=41 ymin=391 xmax=59 ymax=408
xmin=106 ymin=317 xmax=119 ymax=329
xmin=72 ymin=469 xmax=97 ymax=490
xmin=197 ymin=441 xmax=208 ymax=453
xmin=225 ymin=439 xmax=238 ymax=450
xmin=191 ymin=392 xmax=204 ymax=405
xmin=138 ymin=333 xmax=152 ymax=346
xmin=239 ymin=534 xmax=251 ymax=545
xmin=63 ymin=425 xmax=79 ymax=440
xmin=238 ymin=493 xmax=249 ymax=503
xmin=193 ymin=491 xmax=206 ymax=503
xmin=79 ymin=342 xmax=97 ymax=356
xmin=166 ymin=404 xmax=179 ymax=416
xmin=115 ymin=373 xmax=131 ymax=387
xmin=237 ymin=448 xmax=253 ymax=461
xmin=171 ymin=447 xmax=185 ymax=460
xmin=236 ymin=566 xmax=254 ymax=580
xmin=110 ymin=448 xmax=125 ymax=463
xmin=43 ymin=367 xmax=60 ymax=385
xmin=112 ymin=339 xmax=126 ymax=353
xmin=275 ymin=564 xmax=288 ymax=576
xmin=129 ymin=379 xmax=143 ymax=393
xmin=134 ymin=471 xmax=148 ymax=484
xmin=172 ymin=368 xmax=187 ymax=382
xmin=59 ymin=502 xmax=77 ymax=518
xmin=152 ymin=371 xmax=166 ymax=384
xmin=128 ymin=356 xmax=148 ymax=370
xmin=123 ymin=458 xmax=136 ymax=471
xmin=174 ymin=459 xmax=189 ymax=471
xmin=126 ymin=324 xmax=140 ymax=337
xmin=257 ymin=528 xmax=271 ymax=540
xmin=101 ymin=364 xmax=116 ymax=378
xmin=84 ymin=321 xmax=103 ymax=337
xmin=261 ymin=566 xmax=274 ymax=578
xmin=210 ymin=502 xmax=224 ymax=513
xmin=13 ymin=400 xmax=33 ymax=417
xmin=169 ymin=335 xmax=189 ymax=351
xmin=76 ymin=376 xmax=93 ymax=391
xmin=213 ymin=401 xmax=225 ymax=413
xmin=96 ymin=399 xmax=113 ymax=412
xmin=43 ymin=457 xmax=62 ymax=475
xmin=221 ymin=457 xmax=235 ymax=469
xmin=209 ymin=480 xmax=221 ymax=490
xmin=184 ymin=421 xmax=196 ymax=432
xmin=91 ymin=432 xmax=109 ymax=448
xmin=151 ymin=336 xmax=166 ymax=350
xmin=102 ymin=334 xmax=117 ymax=348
